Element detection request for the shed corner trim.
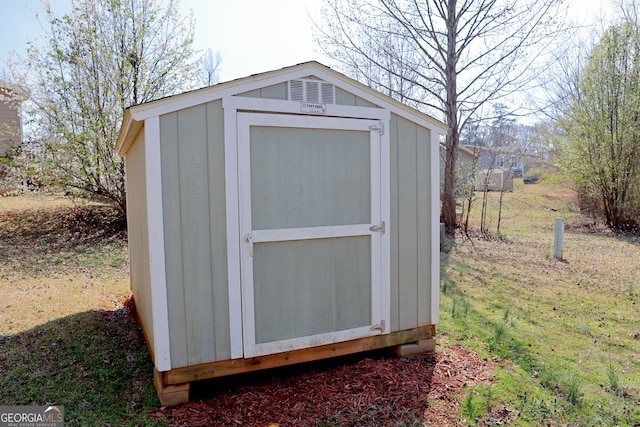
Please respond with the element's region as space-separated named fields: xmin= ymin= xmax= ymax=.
xmin=144 ymin=115 xmax=172 ymax=371
xmin=430 ymin=130 xmax=441 ymax=325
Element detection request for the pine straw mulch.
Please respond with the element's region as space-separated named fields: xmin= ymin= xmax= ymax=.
xmin=151 ymin=341 xmax=499 ymax=426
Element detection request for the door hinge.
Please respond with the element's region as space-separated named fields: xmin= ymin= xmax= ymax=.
xmin=244 ymin=233 xmax=254 ymax=257
xmin=369 ymin=221 xmax=385 ymax=234
xmin=370 ymin=320 xmax=386 ymax=333
xmin=369 ymin=121 xmax=384 ymax=135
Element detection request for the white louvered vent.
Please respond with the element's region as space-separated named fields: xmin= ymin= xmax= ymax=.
xmin=289 ymin=80 xmax=304 ymax=102
xmin=289 ymin=79 xmax=335 ymax=104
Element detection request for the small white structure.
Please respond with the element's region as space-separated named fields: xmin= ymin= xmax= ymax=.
xmin=439 ymin=143 xmax=478 ymax=199
xmin=475 ymin=168 xmax=514 ymax=192
xmin=115 ymin=61 xmax=447 ymax=406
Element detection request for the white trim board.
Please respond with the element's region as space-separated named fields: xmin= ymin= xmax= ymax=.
xmin=222 ymin=96 xmax=390 ymax=121
xmin=251 ymin=224 xmax=373 ymax=243
xmin=224 ymin=105 xmax=244 ymax=359
xmin=144 ymin=116 xmax=172 ymax=372
xmin=430 ymin=128 xmax=441 ymax=325
xmin=249 ymin=325 xmax=380 ymax=358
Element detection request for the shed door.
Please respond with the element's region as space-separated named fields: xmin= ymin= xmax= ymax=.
xmin=238 ymin=112 xmax=389 ymax=357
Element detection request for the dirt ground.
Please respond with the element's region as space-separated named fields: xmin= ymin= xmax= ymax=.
xmin=151 ymin=339 xmax=501 ymax=426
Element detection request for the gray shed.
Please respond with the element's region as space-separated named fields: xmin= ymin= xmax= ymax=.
xmin=115 ymin=61 xmax=446 ymax=406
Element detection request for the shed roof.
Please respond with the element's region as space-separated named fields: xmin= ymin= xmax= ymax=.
xmin=116 ymin=61 xmax=447 ymax=155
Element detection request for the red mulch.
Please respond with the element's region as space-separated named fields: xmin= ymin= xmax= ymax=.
xmin=151 ymin=342 xmax=497 ymax=426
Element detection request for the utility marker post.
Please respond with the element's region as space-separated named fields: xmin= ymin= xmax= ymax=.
xmin=554 ymin=218 xmax=564 ymax=261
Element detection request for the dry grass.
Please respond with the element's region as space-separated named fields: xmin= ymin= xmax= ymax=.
xmin=0 ymin=194 xmax=76 ymax=213
xmin=0 ymin=195 xmax=129 ymax=334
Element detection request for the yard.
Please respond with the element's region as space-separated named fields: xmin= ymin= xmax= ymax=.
xmin=0 ymin=179 xmax=638 ymax=425
xmin=440 ymin=179 xmax=640 ymax=425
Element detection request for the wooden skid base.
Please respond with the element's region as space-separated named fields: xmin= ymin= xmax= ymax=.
xmin=154 ymin=368 xmax=190 ymax=407
xmin=152 ymin=325 xmax=435 ymax=407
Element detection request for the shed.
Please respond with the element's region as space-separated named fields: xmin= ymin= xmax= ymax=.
xmin=475 ymin=168 xmax=514 ymax=192
xmin=115 ymin=61 xmax=447 ymax=406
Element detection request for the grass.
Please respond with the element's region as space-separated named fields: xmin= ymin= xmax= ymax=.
xmin=2 ymin=179 xmax=640 ymax=425
xmin=441 ymin=178 xmax=640 ymax=426
xmin=0 ymin=195 xmax=161 ymax=425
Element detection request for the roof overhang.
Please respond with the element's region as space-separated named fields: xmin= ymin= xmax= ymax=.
xmin=115 ymin=109 xmax=143 ymax=155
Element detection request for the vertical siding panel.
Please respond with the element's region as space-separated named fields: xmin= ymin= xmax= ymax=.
xmin=416 ymin=127 xmax=431 ymax=325
xmin=389 ymin=114 xmax=400 ymax=332
xmin=397 ymin=116 xmax=419 ymax=330
xmin=126 ymin=132 xmax=155 ymax=353
xmin=178 ymin=105 xmax=216 ymax=366
xmin=161 ymin=113 xmax=188 ymax=368
xmin=206 ymin=100 xmax=231 ymax=361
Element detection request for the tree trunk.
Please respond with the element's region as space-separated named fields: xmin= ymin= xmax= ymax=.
xmin=440 ymin=0 xmax=460 ymax=235
xmin=497 ymin=189 xmax=505 ymax=235
xmin=441 ymin=127 xmax=458 ymax=234
xmin=480 ymin=185 xmax=489 ymax=234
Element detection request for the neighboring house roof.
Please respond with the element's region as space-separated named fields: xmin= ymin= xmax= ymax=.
xmin=462 ymin=144 xmax=523 ymax=154
xmin=116 ymin=61 xmax=447 ymax=155
xmin=439 ymin=143 xmax=477 ymax=159
xmin=461 ymin=144 xmax=544 ymax=171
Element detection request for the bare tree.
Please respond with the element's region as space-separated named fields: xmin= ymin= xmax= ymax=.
xmin=315 ymin=0 xmax=568 ymax=233
xmin=201 ymin=48 xmax=222 ymax=87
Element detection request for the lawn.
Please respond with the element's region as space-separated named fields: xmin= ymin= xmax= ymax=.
xmin=0 ymin=195 xmax=161 ymax=425
xmin=440 ymin=179 xmax=640 ymax=425
xmin=0 ymin=180 xmax=638 ymax=426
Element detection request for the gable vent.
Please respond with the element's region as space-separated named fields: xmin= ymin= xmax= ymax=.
xmin=289 ymin=79 xmax=335 ymax=104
